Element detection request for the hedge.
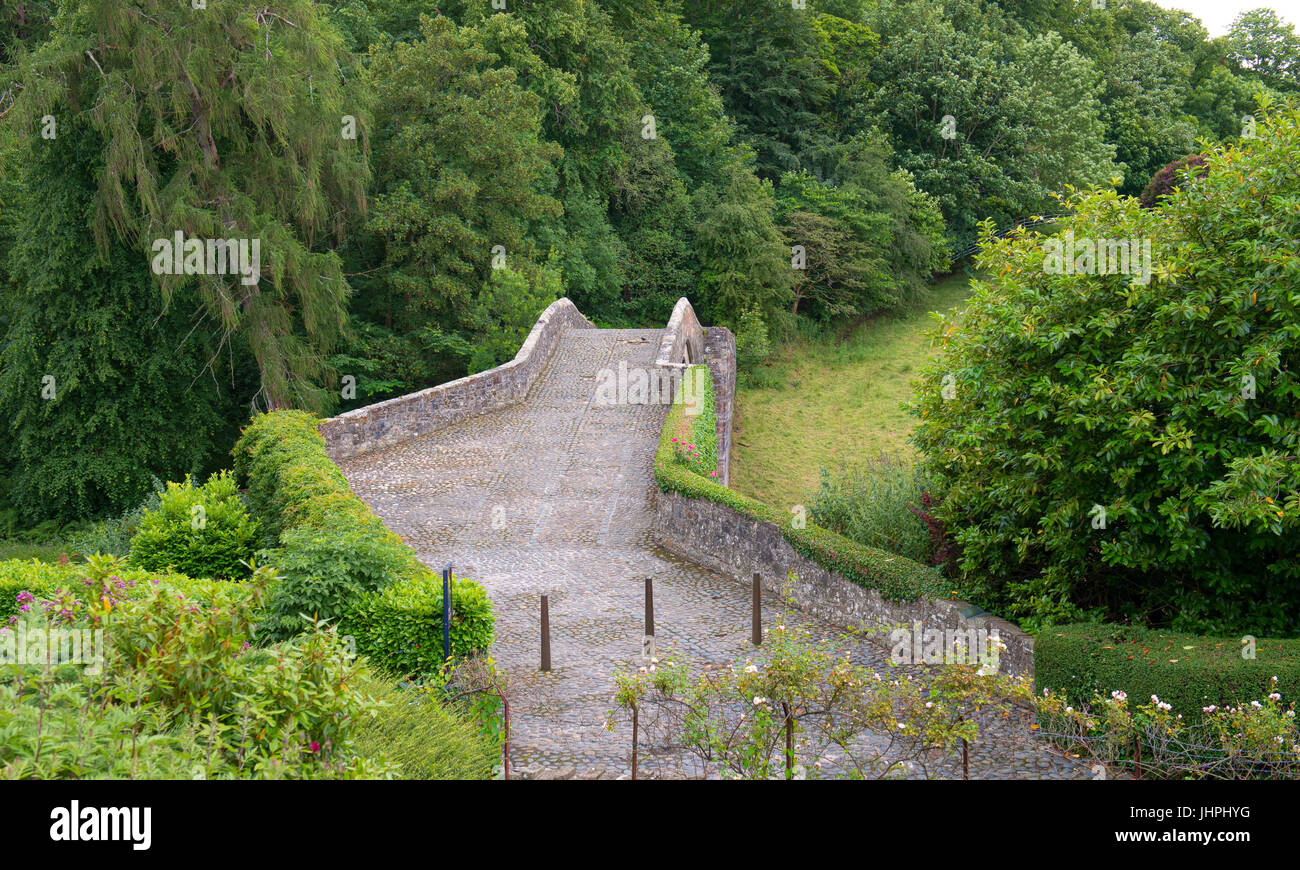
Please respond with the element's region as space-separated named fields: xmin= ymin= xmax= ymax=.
xmin=232 ymin=410 xmax=385 ymax=542
xmin=653 ymin=379 xmax=947 ymax=603
xmin=232 ymin=411 xmax=495 ymax=671
xmin=1035 ymin=623 xmax=1300 ymax=720
xmin=342 ymin=574 xmax=494 ymax=679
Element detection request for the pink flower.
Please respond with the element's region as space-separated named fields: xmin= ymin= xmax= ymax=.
xmin=309 ymin=741 xmax=321 ymax=753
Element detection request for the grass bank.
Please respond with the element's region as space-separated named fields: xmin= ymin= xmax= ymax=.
xmin=731 ymin=271 xmax=973 ymax=511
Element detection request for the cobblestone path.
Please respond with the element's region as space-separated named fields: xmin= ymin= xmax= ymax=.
xmin=337 ymin=327 xmax=1097 ymax=779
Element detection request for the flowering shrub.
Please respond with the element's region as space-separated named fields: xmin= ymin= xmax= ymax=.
xmin=606 ymin=612 xmax=1034 ymax=780
xmin=0 ymin=560 xmax=400 ymax=779
xmin=1138 ymin=153 xmax=1208 ymax=208
xmin=664 ymin=365 xmax=719 ymax=478
xmin=1036 ymin=677 xmax=1300 ymax=779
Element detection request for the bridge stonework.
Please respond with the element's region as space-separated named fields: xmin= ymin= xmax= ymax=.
xmin=323 ymin=297 xmax=1079 ymax=778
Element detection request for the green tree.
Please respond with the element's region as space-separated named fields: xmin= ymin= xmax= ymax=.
xmin=692 ymin=159 xmax=793 ymax=328
xmin=0 ymin=126 xmax=232 ymax=521
xmin=13 ymin=0 xmax=370 ymax=412
xmin=684 ymin=0 xmax=833 ymax=179
xmin=865 ymin=0 xmax=1115 ymax=243
xmin=910 ymin=105 xmax=1300 ymax=635
xmin=357 ymin=14 xmax=562 ymax=390
xmin=1228 ymin=7 xmax=1300 ymax=93
xmin=776 ymin=136 xmax=947 ymax=318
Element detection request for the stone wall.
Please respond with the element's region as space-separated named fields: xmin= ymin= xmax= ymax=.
xmin=652 ymin=489 xmax=1035 ymax=676
xmin=321 ymin=297 xmax=594 ymax=460
xmin=654 ymin=296 xmax=706 ymax=368
xmin=702 ymin=327 xmax=735 ymax=487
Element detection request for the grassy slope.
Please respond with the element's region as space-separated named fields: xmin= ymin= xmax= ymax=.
xmin=731 ymin=271 xmax=973 ymax=511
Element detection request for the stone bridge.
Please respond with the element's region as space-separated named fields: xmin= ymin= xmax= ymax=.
xmin=322 ymin=298 xmax=1092 ymax=779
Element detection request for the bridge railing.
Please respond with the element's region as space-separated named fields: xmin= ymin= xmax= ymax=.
xmin=320 ymin=297 xmax=594 ymax=460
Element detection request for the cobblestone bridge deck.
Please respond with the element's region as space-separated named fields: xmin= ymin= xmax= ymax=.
xmin=337 ymin=326 xmax=1095 ymax=779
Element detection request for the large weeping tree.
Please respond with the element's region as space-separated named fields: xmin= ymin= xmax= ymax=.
xmin=11 ymin=0 xmax=370 ymax=411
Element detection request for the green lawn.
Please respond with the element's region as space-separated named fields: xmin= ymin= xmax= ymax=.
xmin=731 ymin=271 xmax=973 ymax=511
xmin=0 ymin=539 xmax=69 ymax=563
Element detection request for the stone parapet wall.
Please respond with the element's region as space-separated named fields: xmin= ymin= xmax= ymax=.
xmin=654 ymin=297 xmax=706 ymax=368
xmin=652 ymin=489 xmax=1035 ymax=676
xmin=320 ymin=297 xmax=594 ymax=460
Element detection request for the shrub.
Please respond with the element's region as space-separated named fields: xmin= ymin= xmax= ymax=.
xmin=910 ymin=105 xmax=1300 ymax=634
xmin=1138 ymin=153 xmax=1208 ymax=208
xmin=257 ymin=519 xmax=416 ymax=641
xmin=1 ymin=555 xmax=264 ymax=629
xmin=342 ymin=573 xmax=495 ymax=678
xmin=0 ymin=560 xmax=69 ymax=621
xmin=233 ymin=411 xmax=496 ymax=664
xmin=349 ymin=671 xmax=498 ymax=780
xmin=0 ymin=562 xmax=396 ymax=779
xmin=810 ymin=456 xmax=934 ymax=565
xmin=232 ymin=410 xmax=376 ymax=540
xmin=1034 ymin=623 xmax=1300 ymax=725
xmin=734 ymin=307 xmax=771 ymax=372
xmin=128 ymin=472 xmax=262 ymax=580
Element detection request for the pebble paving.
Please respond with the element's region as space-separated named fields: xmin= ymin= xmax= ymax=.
xmin=337 ymin=327 xmax=1100 ymax=779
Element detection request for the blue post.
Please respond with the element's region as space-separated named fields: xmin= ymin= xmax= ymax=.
xmin=442 ymin=564 xmax=453 ymax=664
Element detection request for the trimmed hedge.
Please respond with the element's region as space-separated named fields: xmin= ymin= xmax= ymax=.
xmin=342 ymin=575 xmax=494 ymax=678
xmin=1035 ymin=623 xmax=1300 ymax=720
xmin=232 ymin=410 xmax=386 ymax=541
xmin=653 ymin=388 xmax=946 ymax=603
xmin=232 ymin=411 xmax=495 ymax=670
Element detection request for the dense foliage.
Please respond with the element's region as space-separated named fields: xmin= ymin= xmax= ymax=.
xmin=233 ymin=411 xmax=494 ymax=668
xmin=0 ymin=557 xmax=398 ymax=779
xmin=128 ymin=472 xmax=262 ymax=580
xmin=911 ymin=105 xmax=1300 ymax=635
xmin=1035 ymin=623 xmax=1300 ymax=728
xmin=3 ymin=0 xmax=1294 ymax=525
